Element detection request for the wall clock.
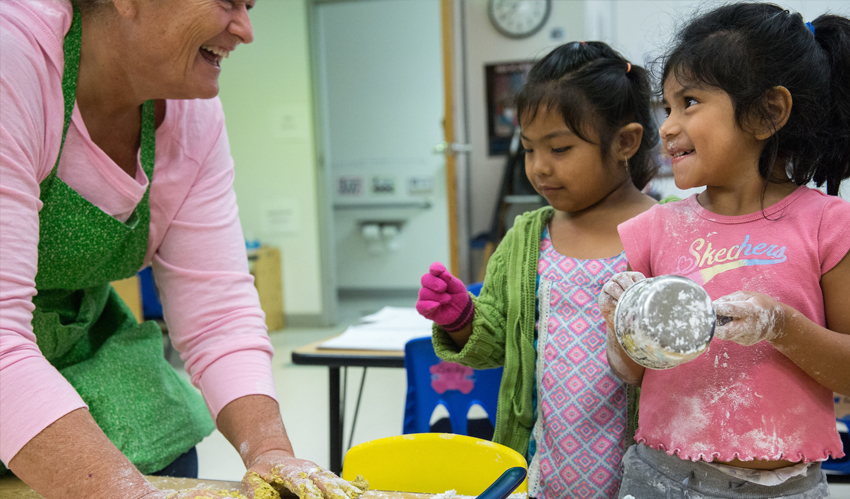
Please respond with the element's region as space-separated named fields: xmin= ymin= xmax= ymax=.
xmin=487 ymin=0 xmax=552 ymax=39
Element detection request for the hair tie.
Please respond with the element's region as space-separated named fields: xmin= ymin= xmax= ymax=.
xmin=626 ymin=62 xmax=632 ymax=74
xmin=806 ymin=21 xmax=815 ymax=35
xmin=580 ymin=41 xmax=586 ymax=46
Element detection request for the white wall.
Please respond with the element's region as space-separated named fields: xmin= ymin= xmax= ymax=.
xmin=576 ymin=0 xmax=850 ymax=103
xmin=597 ymin=0 xmax=850 ymax=75
xmin=218 ymin=0 xmax=324 ymax=317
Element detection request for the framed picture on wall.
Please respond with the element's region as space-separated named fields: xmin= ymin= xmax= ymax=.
xmin=485 ymin=61 xmax=534 ymax=156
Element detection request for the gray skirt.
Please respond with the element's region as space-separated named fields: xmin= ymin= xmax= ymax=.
xmin=618 ymin=444 xmax=830 ymax=499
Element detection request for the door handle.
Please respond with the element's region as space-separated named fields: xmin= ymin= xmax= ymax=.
xmin=434 ymin=141 xmax=472 ymax=155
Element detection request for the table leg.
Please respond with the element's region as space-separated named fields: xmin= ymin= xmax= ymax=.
xmin=329 ymin=366 xmax=343 ymax=474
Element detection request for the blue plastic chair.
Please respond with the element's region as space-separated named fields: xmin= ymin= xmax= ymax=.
xmin=402 ymin=336 xmax=502 ymax=436
xmin=466 ymin=281 xmax=483 ymax=297
xmin=402 ymin=280 xmax=498 ymax=435
xmin=823 ymin=414 xmax=850 ymax=475
xmin=138 ymin=267 xmax=163 ymax=321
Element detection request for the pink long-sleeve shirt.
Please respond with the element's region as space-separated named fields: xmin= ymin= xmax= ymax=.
xmin=0 ymin=0 xmax=277 ymax=465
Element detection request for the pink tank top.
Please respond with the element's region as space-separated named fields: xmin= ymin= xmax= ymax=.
xmin=618 ymin=187 xmax=849 ymax=462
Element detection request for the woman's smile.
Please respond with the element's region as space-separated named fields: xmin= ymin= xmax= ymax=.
xmin=130 ymin=0 xmax=254 ymax=99
xmin=199 ymin=45 xmax=230 ymax=67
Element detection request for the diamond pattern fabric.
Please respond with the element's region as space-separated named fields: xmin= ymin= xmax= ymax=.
xmin=531 ymin=227 xmax=628 ymax=498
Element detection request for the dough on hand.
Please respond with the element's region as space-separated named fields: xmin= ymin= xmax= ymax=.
xmin=350 ymin=475 xmax=369 ymax=494
xmin=243 ymin=471 xmax=281 ymax=499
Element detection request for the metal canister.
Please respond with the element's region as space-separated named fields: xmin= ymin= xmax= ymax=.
xmin=613 ymin=275 xmax=717 ymax=370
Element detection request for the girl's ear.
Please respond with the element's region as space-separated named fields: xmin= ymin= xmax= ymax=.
xmin=754 ymin=86 xmax=793 ymax=141
xmin=615 ymin=123 xmax=644 ymax=162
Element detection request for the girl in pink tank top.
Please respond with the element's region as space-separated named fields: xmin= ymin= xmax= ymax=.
xmin=599 ymin=3 xmax=850 ymax=498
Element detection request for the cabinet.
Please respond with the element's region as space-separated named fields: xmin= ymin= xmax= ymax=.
xmin=249 ymin=246 xmax=285 ymax=332
xmin=112 ymin=275 xmax=143 ymax=323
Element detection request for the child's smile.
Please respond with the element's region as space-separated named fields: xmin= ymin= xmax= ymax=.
xmin=666 ymin=138 xmax=694 ymax=166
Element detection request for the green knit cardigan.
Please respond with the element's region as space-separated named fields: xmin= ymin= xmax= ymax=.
xmin=432 ymin=206 xmax=640 ymax=457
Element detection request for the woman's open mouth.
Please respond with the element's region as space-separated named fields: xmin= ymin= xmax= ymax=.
xmin=200 ymin=45 xmax=229 ymax=67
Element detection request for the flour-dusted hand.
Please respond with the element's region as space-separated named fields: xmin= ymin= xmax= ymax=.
xmin=241 ymin=452 xmax=367 ymax=499
xmin=712 ymin=291 xmax=785 ymax=346
xmin=416 ymin=262 xmax=474 ymax=332
xmin=598 ymin=271 xmax=647 ymax=324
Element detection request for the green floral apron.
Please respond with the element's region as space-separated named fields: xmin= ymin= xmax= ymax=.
xmin=3 ymin=7 xmax=215 ymax=474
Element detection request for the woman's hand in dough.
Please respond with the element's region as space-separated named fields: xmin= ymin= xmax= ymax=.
xmin=598 ymin=271 xmax=646 ymax=324
xmin=713 ymin=291 xmax=785 ymax=346
xmin=241 ymin=450 xmax=367 ymax=499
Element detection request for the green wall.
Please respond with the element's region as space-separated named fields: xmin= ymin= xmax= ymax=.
xmin=218 ymin=0 xmax=322 ymax=318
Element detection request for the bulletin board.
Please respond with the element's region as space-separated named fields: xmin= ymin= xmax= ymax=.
xmin=485 ymin=61 xmax=534 ymax=156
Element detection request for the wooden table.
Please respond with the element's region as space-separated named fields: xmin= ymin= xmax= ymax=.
xmin=291 ymin=336 xmax=406 ymax=474
xmin=0 ymin=475 xmax=432 ymax=498
xmin=0 ymin=476 xmax=247 ymax=498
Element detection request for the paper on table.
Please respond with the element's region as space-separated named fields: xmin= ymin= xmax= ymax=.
xmin=318 ymin=307 xmax=433 ymax=351
xmin=318 ymin=324 xmax=432 ymax=351
xmin=359 ymin=306 xmax=432 ymax=327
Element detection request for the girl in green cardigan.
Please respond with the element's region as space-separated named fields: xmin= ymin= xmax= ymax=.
xmin=417 ymin=41 xmax=662 ymax=497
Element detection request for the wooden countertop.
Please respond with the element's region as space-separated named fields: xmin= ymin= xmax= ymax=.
xmin=0 ymin=475 xmax=432 ymax=499
xmin=0 ymin=476 xmax=244 ymax=498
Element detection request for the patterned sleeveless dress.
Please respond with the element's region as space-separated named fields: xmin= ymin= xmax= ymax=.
xmin=527 ymin=227 xmax=629 ymax=498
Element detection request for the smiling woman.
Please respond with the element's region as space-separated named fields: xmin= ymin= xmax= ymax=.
xmin=0 ymin=1 xmax=360 ymax=498
xmin=76 ymin=0 xmax=253 ymax=102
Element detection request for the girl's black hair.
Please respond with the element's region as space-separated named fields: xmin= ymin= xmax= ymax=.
xmin=661 ymin=2 xmax=850 ymax=195
xmin=516 ymin=41 xmax=659 ymax=190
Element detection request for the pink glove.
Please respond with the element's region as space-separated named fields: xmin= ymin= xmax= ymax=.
xmin=416 ymin=262 xmax=474 ymax=332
